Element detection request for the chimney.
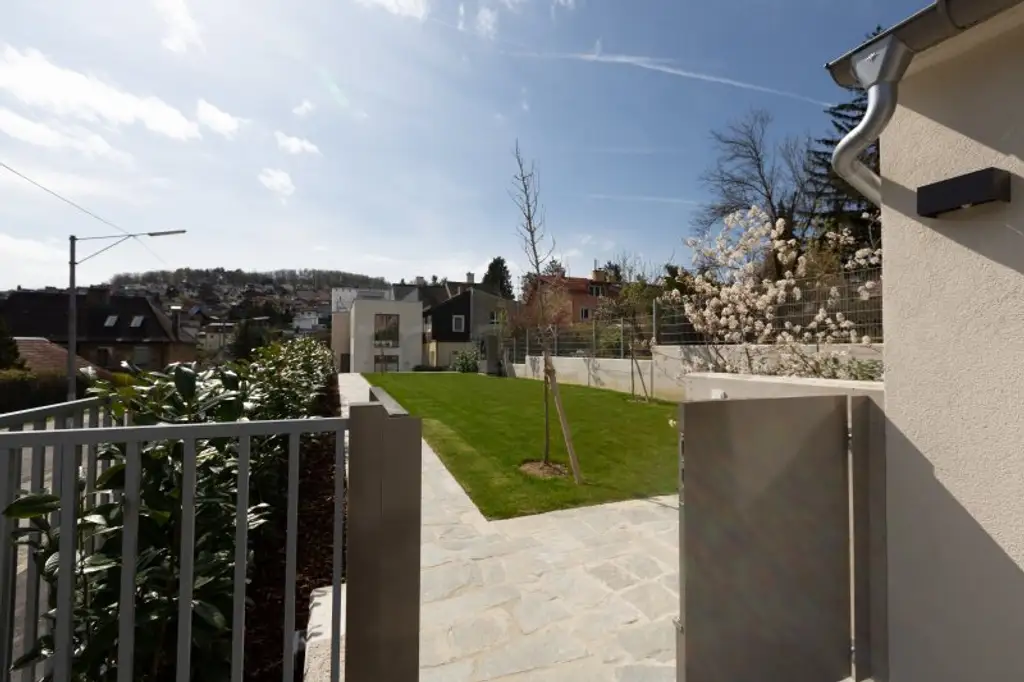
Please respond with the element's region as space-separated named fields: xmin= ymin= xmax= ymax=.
xmin=591 ymin=269 xmax=606 ymax=283
xmin=414 ymin=276 xmax=426 ymax=286
xmin=170 ymin=305 xmax=182 ymax=340
xmin=466 ymin=272 xmax=475 ymax=284
xmin=85 ymin=286 xmax=111 ymax=307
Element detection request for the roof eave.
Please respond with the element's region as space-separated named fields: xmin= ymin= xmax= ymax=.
xmin=826 ymin=0 xmax=1024 ymax=88
xmin=826 ymin=4 xmax=951 ymax=88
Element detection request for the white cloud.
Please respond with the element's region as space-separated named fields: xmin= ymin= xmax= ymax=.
xmin=153 ymin=0 xmax=203 ymax=53
xmin=0 ymin=107 xmax=132 ymax=163
xmin=257 ymin=168 xmax=295 ymax=201
xmin=292 ymin=99 xmax=315 ymax=117
xmin=196 ymin=99 xmax=243 ymax=138
xmin=457 ymin=3 xmax=466 ymax=31
xmin=0 ymin=45 xmax=200 ymax=140
xmin=520 ymin=86 xmax=529 ymax=112
xmin=499 ymin=0 xmax=528 ymax=11
xmin=274 ymin=131 xmax=320 ymax=155
xmin=0 ymin=232 xmax=64 ymax=265
xmin=355 ymin=0 xmax=429 ymax=20
xmin=552 ymin=0 xmax=575 ymax=8
xmin=475 ymin=7 xmax=498 ymax=39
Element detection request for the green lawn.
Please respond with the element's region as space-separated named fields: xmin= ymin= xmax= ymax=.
xmin=363 ymin=373 xmax=679 ymax=519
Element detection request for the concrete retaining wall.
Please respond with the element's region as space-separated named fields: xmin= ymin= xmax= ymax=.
xmin=509 ymin=343 xmax=883 ymax=402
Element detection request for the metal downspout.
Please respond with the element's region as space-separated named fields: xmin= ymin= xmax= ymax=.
xmin=831 ymin=35 xmax=915 ymax=207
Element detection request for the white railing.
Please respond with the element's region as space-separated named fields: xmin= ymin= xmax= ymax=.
xmin=0 ymin=405 xmax=348 ymax=682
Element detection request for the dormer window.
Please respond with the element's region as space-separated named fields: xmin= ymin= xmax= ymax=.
xmin=130 ymin=316 xmax=144 ymax=328
xmin=104 ymin=315 xmax=118 ymax=327
xmin=588 ymin=284 xmax=604 ymax=297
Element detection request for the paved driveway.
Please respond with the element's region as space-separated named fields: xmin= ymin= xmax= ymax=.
xmin=337 ymin=374 xmax=680 ymax=681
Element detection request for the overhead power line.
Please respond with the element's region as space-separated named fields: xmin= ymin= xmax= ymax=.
xmin=0 ymin=161 xmax=166 ymax=264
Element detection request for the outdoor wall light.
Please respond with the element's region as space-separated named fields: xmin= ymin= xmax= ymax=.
xmin=917 ymin=167 xmax=1011 ymax=218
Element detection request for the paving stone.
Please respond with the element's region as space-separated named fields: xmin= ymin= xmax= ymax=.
xmin=620 ymin=582 xmax=678 ymax=621
xmin=490 ymin=655 xmax=611 ymax=681
xmin=616 ymin=553 xmax=668 ymax=581
xmin=420 ymin=658 xmax=475 ymax=682
xmin=586 ymin=561 xmax=637 ymax=591
xmin=421 ymin=585 xmax=520 ymax=630
xmin=422 ymin=561 xmax=482 ymax=603
xmin=568 ymin=594 xmax=643 ymax=642
xmin=511 ymin=591 xmax=571 ymax=634
xmin=449 ymin=608 xmax=514 ymax=657
xmin=659 ymin=573 xmax=679 ymax=597
xmin=535 ymin=568 xmax=611 ymax=609
xmin=470 ymin=628 xmax=588 ymax=680
xmin=616 ymin=664 xmax=677 ymax=682
xmin=615 ymin=620 xmax=676 ymax=662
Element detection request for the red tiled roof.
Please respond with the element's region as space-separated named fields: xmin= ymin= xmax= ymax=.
xmin=13 ymin=337 xmax=112 ymax=379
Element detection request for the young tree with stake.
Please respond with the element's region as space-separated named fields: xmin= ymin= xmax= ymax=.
xmin=510 ymin=141 xmax=582 ymax=483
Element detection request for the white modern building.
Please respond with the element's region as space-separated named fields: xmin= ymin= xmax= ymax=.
xmin=330 ymin=286 xmax=422 ymax=372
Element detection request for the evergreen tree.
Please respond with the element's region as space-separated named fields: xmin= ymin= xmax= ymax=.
xmin=0 ymin=318 xmax=25 ymax=370
xmin=806 ymin=26 xmax=884 ymax=249
xmin=481 ymin=257 xmax=514 ymax=299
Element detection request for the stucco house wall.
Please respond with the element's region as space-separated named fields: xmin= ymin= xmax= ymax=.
xmin=349 ymin=299 xmax=423 ymax=373
xmin=880 ymin=10 xmax=1024 ymax=680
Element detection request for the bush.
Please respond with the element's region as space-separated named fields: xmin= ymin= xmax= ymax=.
xmin=413 ymin=364 xmax=449 ymax=372
xmin=451 ymin=348 xmax=480 ymax=373
xmin=2 ymin=337 xmax=336 ymax=681
xmin=0 ymin=370 xmax=88 ymax=414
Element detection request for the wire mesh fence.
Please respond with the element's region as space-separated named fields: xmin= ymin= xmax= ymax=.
xmin=507 ymin=267 xmax=883 ymax=360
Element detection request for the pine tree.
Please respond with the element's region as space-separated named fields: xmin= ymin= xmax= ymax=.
xmin=806 ymin=27 xmax=884 ymax=249
xmin=0 ymin=318 xmax=25 ymax=370
xmin=481 ymin=257 xmax=514 ymax=299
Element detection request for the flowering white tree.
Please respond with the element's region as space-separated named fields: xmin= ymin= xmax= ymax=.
xmin=661 ymin=206 xmax=884 ymax=381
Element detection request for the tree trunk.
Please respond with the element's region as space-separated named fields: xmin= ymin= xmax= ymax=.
xmin=545 ymin=352 xmax=583 ymax=484
xmin=542 ymin=370 xmax=551 ymax=464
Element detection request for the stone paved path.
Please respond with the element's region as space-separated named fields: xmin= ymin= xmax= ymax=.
xmin=338 ymin=374 xmax=679 ymax=681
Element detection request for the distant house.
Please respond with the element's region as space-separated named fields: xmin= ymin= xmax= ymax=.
xmin=522 ymin=268 xmax=621 ymax=325
xmin=423 ymin=288 xmax=511 ymax=368
xmin=0 ymin=287 xmax=198 ymax=372
xmin=330 ymin=272 xmax=511 ymax=372
xmin=12 ymin=337 xmax=112 ymax=380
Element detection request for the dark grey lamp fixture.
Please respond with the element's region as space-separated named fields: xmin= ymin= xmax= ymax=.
xmin=917 ymin=167 xmax=1011 ymax=218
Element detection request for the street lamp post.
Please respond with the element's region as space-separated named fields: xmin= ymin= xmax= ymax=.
xmin=67 ymin=230 xmax=187 ymax=401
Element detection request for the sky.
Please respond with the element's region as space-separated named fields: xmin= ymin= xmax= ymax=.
xmin=0 ymin=0 xmax=927 ymax=290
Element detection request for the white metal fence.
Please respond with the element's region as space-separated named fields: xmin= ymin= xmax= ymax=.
xmin=0 ymin=401 xmax=348 ymax=682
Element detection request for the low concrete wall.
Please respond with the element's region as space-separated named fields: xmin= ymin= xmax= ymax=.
xmin=510 ymin=344 xmax=884 ymax=402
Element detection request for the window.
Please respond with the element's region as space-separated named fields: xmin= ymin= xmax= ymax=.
xmin=489 ymin=311 xmax=499 ymax=325
xmin=130 ymin=315 xmax=144 ymax=328
xmin=452 ymin=315 xmax=465 ymax=333
xmin=588 ymin=284 xmax=604 ymax=297
xmin=96 ymin=347 xmax=112 ymax=368
xmin=132 ymin=345 xmax=152 ymax=368
xmin=373 ymin=354 xmax=399 ymax=373
xmin=373 ymin=314 xmax=400 ymax=348
xmin=104 ymin=315 xmax=118 ymax=327
xmin=580 ymin=307 xmax=591 ymax=321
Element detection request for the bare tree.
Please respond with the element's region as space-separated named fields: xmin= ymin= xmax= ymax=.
xmin=511 ymin=140 xmax=582 ymax=483
xmin=694 ymin=109 xmax=820 ymax=280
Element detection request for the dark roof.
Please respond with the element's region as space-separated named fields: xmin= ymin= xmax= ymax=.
xmin=393 ymin=281 xmax=502 ymax=309
xmin=13 ymin=337 xmax=112 ymax=379
xmin=0 ymin=288 xmax=183 ymax=344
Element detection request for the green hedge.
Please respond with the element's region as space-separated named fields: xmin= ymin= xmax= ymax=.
xmin=0 ymin=370 xmax=89 ymax=414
